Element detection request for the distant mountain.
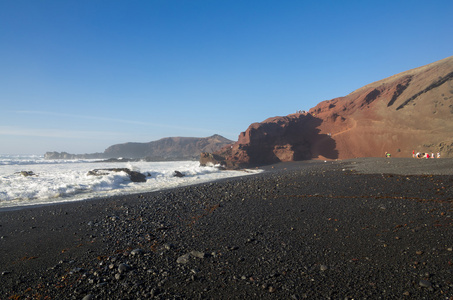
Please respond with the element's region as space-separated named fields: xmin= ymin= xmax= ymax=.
xmin=45 ymin=134 xmax=233 ymax=161
xmin=213 ymin=56 xmax=453 ymax=167
xmin=104 ymin=134 xmax=233 ymax=160
xmin=44 ymin=151 xmax=105 ymax=160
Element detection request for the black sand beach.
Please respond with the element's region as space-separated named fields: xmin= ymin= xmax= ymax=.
xmin=1 ymin=158 xmax=452 ymax=299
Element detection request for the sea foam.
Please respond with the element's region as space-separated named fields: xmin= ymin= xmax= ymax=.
xmin=0 ymin=155 xmax=262 ymax=209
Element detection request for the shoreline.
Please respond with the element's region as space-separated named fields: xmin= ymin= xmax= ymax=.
xmin=0 ymin=160 xmax=262 ymax=212
xmin=3 ymin=157 xmax=451 ymax=213
xmin=1 ymin=158 xmax=452 ymax=299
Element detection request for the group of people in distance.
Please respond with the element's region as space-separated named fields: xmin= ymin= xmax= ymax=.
xmin=413 ymin=150 xmax=440 ymax=159
xmin=384 ymin=151 xmax=441 ymax=158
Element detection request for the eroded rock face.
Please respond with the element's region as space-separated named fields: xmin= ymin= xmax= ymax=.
xmin=232 ymin=114 xmax=315 ymax=165
xmin=208 ymin=56 xmax=453 ymax=167
xmin=216 ymin=113 xmax=336 ymax=168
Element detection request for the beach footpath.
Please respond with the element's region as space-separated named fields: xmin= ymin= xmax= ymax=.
xmin=1 ymin=158 xmax=452 ymax=299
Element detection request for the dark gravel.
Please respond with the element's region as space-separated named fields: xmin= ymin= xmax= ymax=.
xmin=0 ymin=158 xmax=452 ymax=299
xmin=345 ymin=157 xmax=453 ymax=175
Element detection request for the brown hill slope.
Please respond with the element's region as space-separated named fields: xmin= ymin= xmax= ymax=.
xmin=309 ymin=56 xmax=453 ymax=159
xmin=215 ymin=56 xmax=453 ymax=167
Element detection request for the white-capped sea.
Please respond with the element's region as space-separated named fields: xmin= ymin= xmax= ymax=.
xmin=0 ymin=155 xmax=262 ymax=210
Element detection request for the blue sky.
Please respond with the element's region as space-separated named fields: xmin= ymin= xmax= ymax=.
xmin=1 ymin=0 xmax=452 ymax=154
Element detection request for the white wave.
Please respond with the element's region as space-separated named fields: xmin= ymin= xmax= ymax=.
xmin=0 ymin=154 xmax=101 ymax=166
xmin=0 ymin=159 xmax=262 ymax=209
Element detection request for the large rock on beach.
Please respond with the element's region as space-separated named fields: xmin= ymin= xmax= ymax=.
xmin=215 ymin=114 xmax=321 ymax=168
xmin=18 ymin=171 xmax=37 ymax=177
xmin=199 ymin=152 xmax=227 ymax=167
xmin=87 ymin=168 xmax=147 ymax=182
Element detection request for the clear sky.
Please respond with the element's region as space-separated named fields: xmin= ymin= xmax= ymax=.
xmin=1 ymin=0 xmax=452 ymax=154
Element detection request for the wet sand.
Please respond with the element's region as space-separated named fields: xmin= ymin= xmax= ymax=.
xmin=0 ymin=158 xmax=452 ymax=299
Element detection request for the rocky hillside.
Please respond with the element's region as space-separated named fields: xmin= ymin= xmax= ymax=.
xmin=214 ymin=56 xmax=453 ymax=167
xmin=45 ymin=134 xmax=233 ymax=161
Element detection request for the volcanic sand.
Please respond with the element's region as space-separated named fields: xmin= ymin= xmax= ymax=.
xmin=0 ymin=158 xmax=452 ymax=299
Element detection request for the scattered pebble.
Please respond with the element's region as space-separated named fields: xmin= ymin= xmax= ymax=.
xmin=118 ymin=263 xmax=131 ymax=273
xmin=419 ymin=279 xmax=432 ymax=288
xmin=131 ymin=248 xmax=144 ymax=256
xmin=190 ymin=250 xmax=206 ymax=259
xmin=177 ymin=254 xmax=190 ymax=264
xmin=164 ymin=243 xmax=174 ymax=250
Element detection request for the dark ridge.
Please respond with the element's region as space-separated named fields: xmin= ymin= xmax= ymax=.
xmin=361 ymin=88 xmax=380 ymax=107
xmin=396 ymin=71 xmax=453 ymax=110
xmin=387 ymin=76 xmax=412 ymax=107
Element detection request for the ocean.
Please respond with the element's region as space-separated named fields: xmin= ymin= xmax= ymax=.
xmin=0 ymin=155 xmax=262 ymax=210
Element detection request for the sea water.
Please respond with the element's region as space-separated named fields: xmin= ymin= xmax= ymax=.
xmin=0 ymin=155 xmax=262 ymax=210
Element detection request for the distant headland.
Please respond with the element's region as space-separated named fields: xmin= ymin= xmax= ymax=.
xmin=44 ymin=134 xmax=233 ymax=161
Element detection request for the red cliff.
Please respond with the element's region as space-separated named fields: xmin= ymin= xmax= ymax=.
xmin=215 ymin=56 xmax=453 ymax=167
